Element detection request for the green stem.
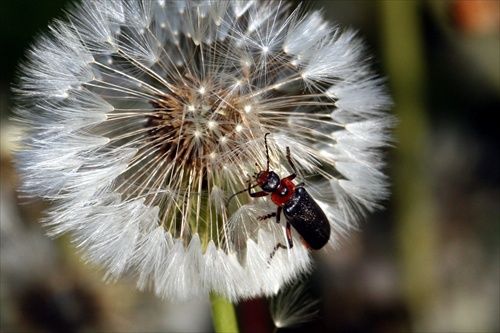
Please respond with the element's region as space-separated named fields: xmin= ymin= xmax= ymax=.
xmin=378 ymin=0 xmax=438 ymax=328
xmin=210 ymin=292 xmax=239 ymax=333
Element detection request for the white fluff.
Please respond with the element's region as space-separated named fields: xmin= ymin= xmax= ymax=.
xmin=14 ymin=0 xmax=393 ymax=301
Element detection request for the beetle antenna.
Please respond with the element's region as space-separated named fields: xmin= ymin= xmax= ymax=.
xmin=264 ymin=132 xmax=271 ymax=171
xmin=226 ymin=188 xmax=249 ymax=207
xmin=226 ymin=176 xmax=259 ymax=207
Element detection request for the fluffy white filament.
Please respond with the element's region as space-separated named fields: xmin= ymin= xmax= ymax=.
xmin=14 ymin=0 xmax=393 ymax=301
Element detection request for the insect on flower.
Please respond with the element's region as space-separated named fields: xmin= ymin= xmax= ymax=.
xmin=13 ymin=0 xmax=394 ymax=301
xmin=227 ymin=133 xmax=331 ymax=258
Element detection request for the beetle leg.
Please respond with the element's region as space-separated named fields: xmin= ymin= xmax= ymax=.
xmin=275 ymin=206 xmax=282 ymax=223
xmin=249 ymin=190 xmax=270 ymax=198
xmin=285 ymin=221 xmax=294 ymax=248
xmin=272 ymin=207 xmax=293 ymax=247
xmin=257 ymin=212 xmax=276 ymax=221
xmin=247 ymin=174 xmax=269 ymax=198
xmin=269 ymin=243 xmax=287 ymax=262
xmin=284 ymin=147 xmax=297 ymax=181
xmin=268 ymin=209 xmax=291 ymax=262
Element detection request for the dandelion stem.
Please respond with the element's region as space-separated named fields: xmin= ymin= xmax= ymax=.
xmin=210 ymin=292 xmax=239 ymax=333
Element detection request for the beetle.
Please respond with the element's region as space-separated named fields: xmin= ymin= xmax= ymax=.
xmin=227 ymin=133 xmax=331 ymax=256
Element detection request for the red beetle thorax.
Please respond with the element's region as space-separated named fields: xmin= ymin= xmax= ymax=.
xmin=270 ymin=178 xmax=295 ymax=207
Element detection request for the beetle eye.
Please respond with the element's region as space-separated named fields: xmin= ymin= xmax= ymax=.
xmin=256 ymin=171 xmax=266 ymax=183
xmin=261 ymin=171 xmax=279 ymax=192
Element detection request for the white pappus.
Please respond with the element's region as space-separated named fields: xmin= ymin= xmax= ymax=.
xmin=13 ymin=0 xmax=393 ymax=301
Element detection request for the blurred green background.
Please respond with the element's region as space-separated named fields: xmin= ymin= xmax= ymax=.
xmin=1 ymin=1 xmax=498 ymax=332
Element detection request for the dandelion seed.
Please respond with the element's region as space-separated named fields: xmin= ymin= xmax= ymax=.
xmin=270 ymin=279 xmax=320 ymax=329
xmin=13 ymin=0 xmax=393 ymax=301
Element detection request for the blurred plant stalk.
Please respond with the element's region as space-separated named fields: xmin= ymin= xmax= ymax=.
xmin=210 ymin=293 xmax=239 ymax=333
xmin=379 ymin=1 xmax=438 ymax=329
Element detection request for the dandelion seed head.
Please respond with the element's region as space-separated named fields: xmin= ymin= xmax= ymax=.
xmin=13 ymin=0 xmax=393 ymax=301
